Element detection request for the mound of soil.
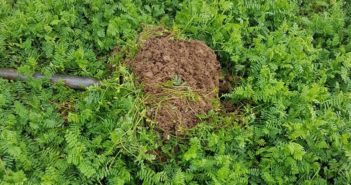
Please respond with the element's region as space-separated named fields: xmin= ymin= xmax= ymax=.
xmin=131 ymin=37 xmax=220 ymax=136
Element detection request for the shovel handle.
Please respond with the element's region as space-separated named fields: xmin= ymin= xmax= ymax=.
xmin=0 ymin=68 xmax=100 ymax=90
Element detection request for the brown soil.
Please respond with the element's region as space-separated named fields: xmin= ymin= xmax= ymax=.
xmin=130 ymin=37 xmax=220 ymax=136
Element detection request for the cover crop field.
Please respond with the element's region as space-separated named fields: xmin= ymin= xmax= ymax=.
xmin=0 ymin=0 xmax=350 ymax=184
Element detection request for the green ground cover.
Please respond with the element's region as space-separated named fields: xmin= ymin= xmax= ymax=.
xmin=0 ymin=0 xmax=350 ymax=184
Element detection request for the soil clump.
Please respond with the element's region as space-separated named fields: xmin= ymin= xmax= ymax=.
xmin=131 ymin=37 xmax=220 ymax=136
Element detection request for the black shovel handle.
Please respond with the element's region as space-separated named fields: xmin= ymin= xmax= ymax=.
xmin=0 ymin=68 xmax=100 ymax=90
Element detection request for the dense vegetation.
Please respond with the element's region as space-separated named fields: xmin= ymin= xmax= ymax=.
xmin=0 ymin=0 xmax=350 ymax=184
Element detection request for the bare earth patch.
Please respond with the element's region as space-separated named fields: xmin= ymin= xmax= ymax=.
xmin=131 ymin=37 xmax=220 ymax=136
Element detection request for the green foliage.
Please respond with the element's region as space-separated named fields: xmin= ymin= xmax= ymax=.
xmin=0 ymin=0 xmax=350 ymax=184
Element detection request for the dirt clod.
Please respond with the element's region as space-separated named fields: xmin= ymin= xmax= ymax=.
xmin=131 ymin=37 xmax=220 ymax=136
